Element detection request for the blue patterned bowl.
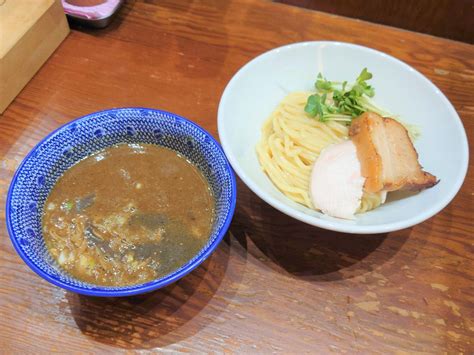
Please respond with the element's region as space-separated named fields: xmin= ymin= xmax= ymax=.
xmin=6 ymin=108 xmax=237 ymax=297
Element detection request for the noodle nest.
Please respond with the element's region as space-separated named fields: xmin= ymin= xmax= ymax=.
xmin=256 ymin=92 xmax=382 ymax=213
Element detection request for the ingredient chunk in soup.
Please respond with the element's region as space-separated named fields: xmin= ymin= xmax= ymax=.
xmin=42 ymin=143 xmax=215 ymax=286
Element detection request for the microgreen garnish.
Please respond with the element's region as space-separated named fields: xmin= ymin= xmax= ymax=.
xmin=304 ymin=68 xmax=390 ymax=123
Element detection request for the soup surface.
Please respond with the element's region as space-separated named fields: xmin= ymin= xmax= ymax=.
xmin=42 ymin=143 xmax=214 ymax=286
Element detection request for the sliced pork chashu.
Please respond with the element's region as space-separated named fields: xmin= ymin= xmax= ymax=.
xmin=349 ymin=112 xmax=437 ymax=193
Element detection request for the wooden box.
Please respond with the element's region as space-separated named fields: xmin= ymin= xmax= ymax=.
xmin=0 ymin=0 xmax=69 ymax=113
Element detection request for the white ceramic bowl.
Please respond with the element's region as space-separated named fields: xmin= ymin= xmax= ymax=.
xmin=218 ymin=41 xmax=469 ymax=234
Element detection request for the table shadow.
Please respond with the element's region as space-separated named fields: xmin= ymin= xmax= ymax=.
xmin=231 ymin=184 xmax=412 ymax=282
xmin=67 ymin=234 xmax=232 ymax=349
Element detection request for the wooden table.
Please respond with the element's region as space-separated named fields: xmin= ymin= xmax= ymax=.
xmin=1 ymin=0 xmax=473 ymax=353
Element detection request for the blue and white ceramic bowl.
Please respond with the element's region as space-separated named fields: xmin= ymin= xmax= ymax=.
xmin=6 ymin=108 xmax=237 ymax=297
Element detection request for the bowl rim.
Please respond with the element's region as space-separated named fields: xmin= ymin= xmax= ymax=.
xmin=6 ymin=107 xmax=237 ymax=297
xmin=218 ymin=41 xmax=469 ymax=234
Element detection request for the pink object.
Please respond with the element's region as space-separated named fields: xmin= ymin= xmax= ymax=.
xmin=61 ymin=0 xmax=123 ymax=27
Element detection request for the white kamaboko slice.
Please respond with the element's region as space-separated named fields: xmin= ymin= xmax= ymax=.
xmin=310 ymin=140 xmax=365 ymax=219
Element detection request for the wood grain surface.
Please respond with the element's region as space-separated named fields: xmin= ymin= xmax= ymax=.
xmin=1 ymin=0 xmax=473 ymax=353
xmin=276 ymin=0 xmax=474 ymax=44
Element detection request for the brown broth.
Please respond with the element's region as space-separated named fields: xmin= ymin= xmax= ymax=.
xmin=42 ymin=143 xmax=214 ymax=286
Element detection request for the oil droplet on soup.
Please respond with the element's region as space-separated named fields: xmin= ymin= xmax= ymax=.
xmin=42 ymin=143 xmax=215 ymax=286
